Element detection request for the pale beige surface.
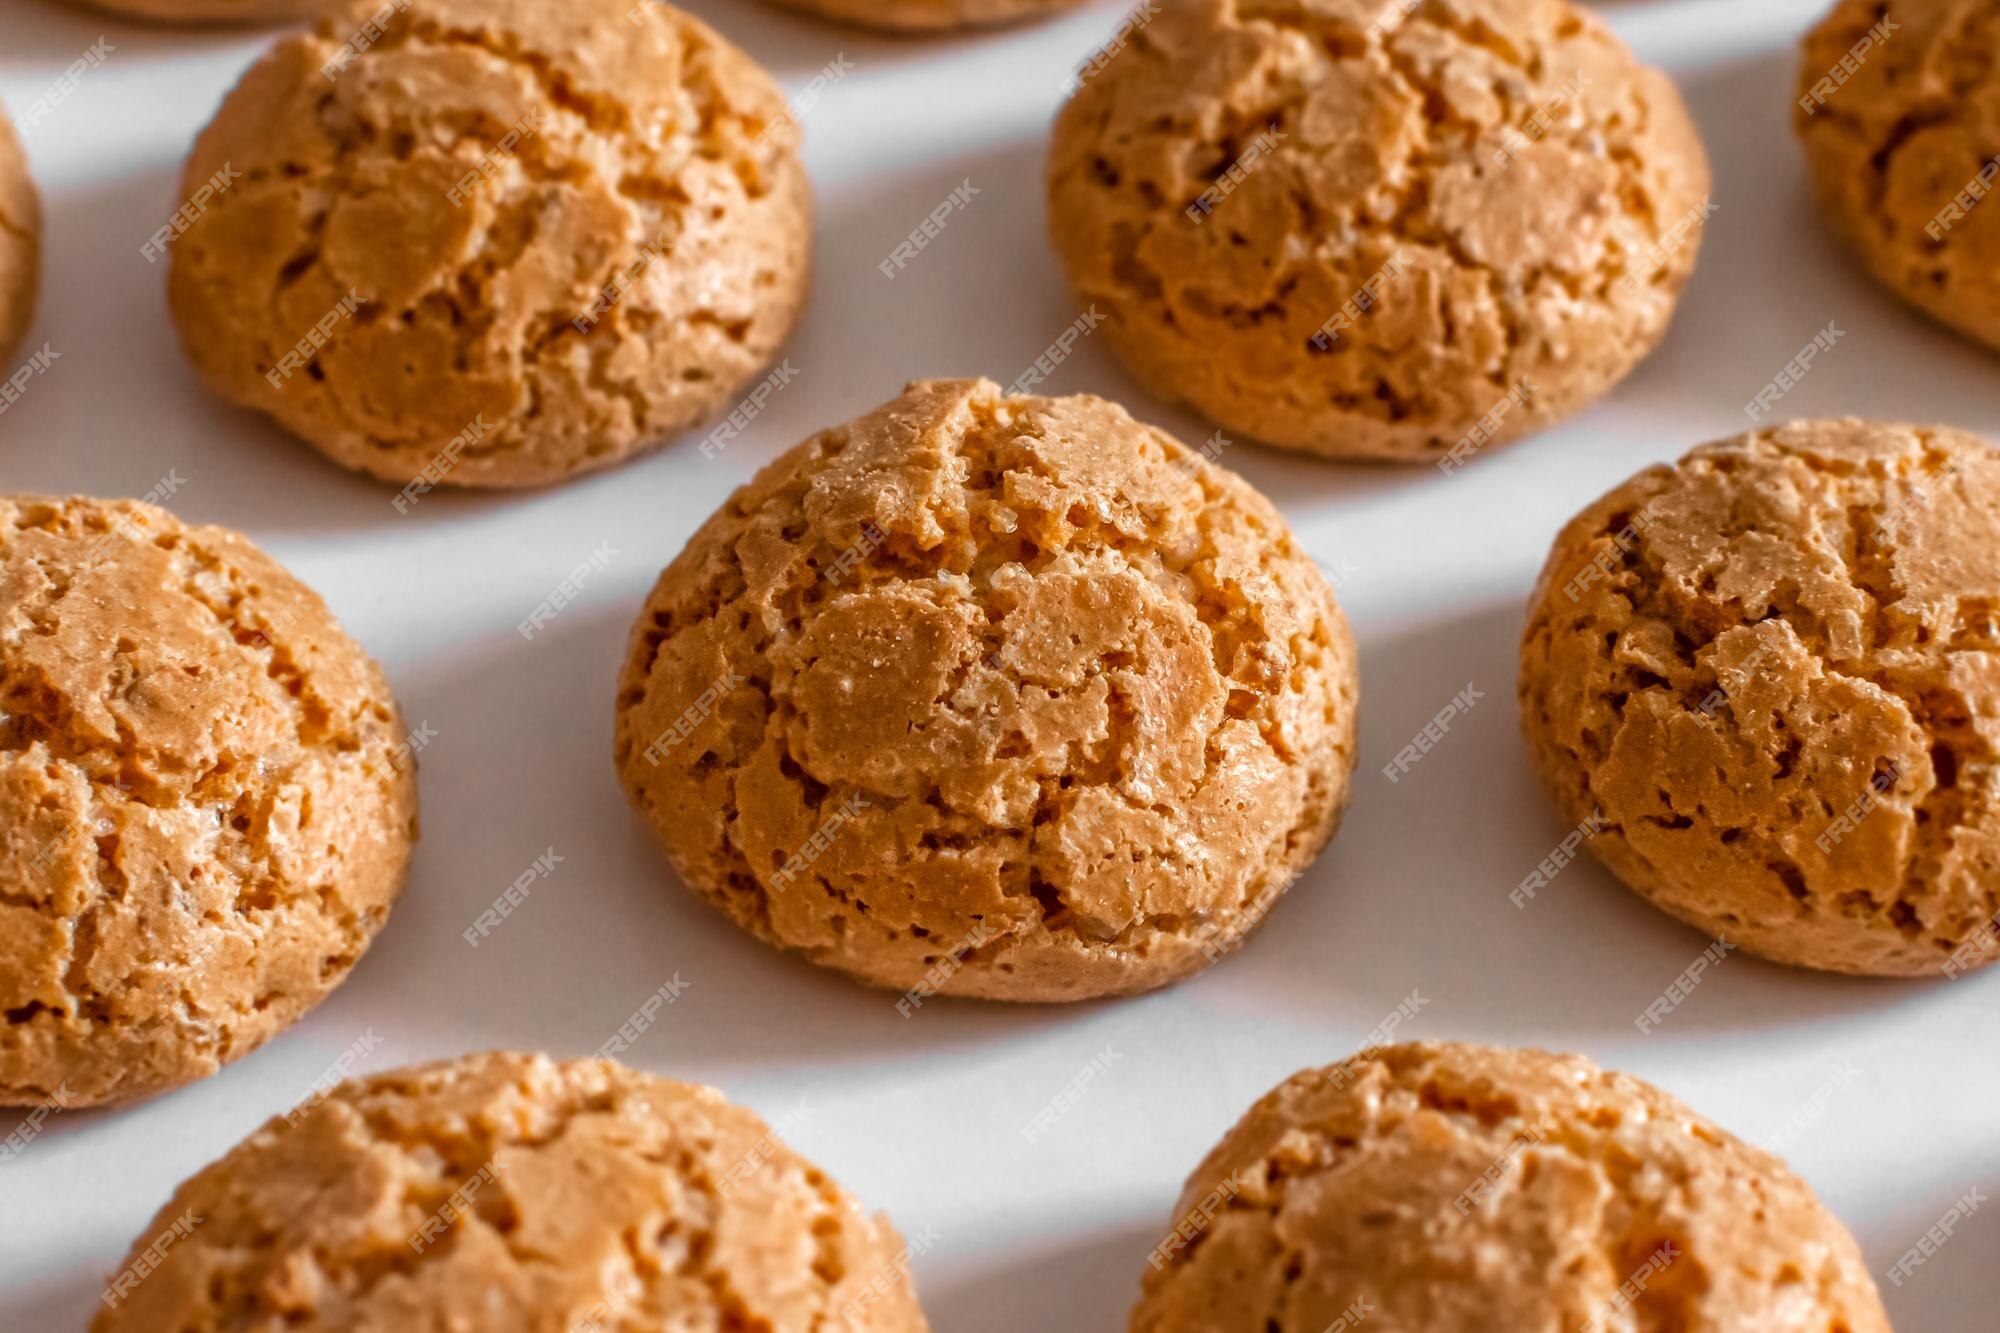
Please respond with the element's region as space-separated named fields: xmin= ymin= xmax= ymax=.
xmin=62 ymin=0 xmax=329 ymax=23
xmin=614 ymin=378 xmax=1359 ymax=1002
xmin=0 ymin=107 xmax=40 ymax=369
xmin=0 ymin=496 xmax=418 ymax=1107
xmin=90 ymin=1051 xmax=929 ymax=1332
xmin=1047 ymin=0 xmax=1711 ymax=463
xmin=763 ymin=0 xmax=1084 ymax=31
xmin=1797 ymin=0 xmax=2000 ymax=353
xmin=1131 ymin=1042 xmax=1891 ymax=1333
xmin=169 ymin=0 xmax=812 ymax=489
xmin=1520 ymin=420 xmax=2000 ymax=976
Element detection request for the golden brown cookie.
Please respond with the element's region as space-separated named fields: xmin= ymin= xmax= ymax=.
xmin=168 ymin=0 xmax=812 ymax=489
xmin=1520 ymin=420 xmax=2000 ymax=976
xmin=614 ymin=378 xmax=1358 ymax=1002
xmin=0 ymin=105 xmax=40 ymax=369
xmin=1797 ymin=0 xmax=2000 ymax=352
xmin=762 ymin=0 xmax=1083 ymax=31
xmin=61 ymin=0 xmax=328 ymax=23
xmin=0 ymin=496 xmax=419 ymax=1107
xmin=1047 ymin=0 xmax=1712 ymax=463
xmin=91 ymin=1051 xmax=929 ymax=1331
xmin=1132 ymin=1042 xmax=1891 ymax=1333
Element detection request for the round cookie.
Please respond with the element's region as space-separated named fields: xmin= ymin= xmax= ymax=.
xmin=168 ymin=0 xmax=812 ymax=489
xmin=1047 ymin=0 xmax=1712 ymax=463
xmin=1520 ymin=420 xmax=2000 ymax=976
xmin=91 ymin=1051 xmax=928 ymax=1331
xmin=0 ymin=496 xmax=418 ymax=1107
xmin=1132 ymin=1042 xmax=1890 ymax=1333
xmin=1797 ymin=0 xmax=2000 ymax=352
xmin=62 ymin=0 xmax=328 ymax=24
xmin=762 ymin=0 xmax=1082 ymax=32
xmin=0 ymin=105 xmax=40 ymax=369
xmin=614 ymin=378 xmax=1358 ymax=1002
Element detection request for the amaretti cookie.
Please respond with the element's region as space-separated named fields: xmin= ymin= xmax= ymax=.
xmin=91 ymin=1051 xmax=928 ymax=1331
xmin=614 ymin=378 xmax=1359 ymax=1002
xmin=0 ymin=496 xmax=418 ymax=1107
xmin=168 ymin=0 xmax=811 ymax=489
xmin=1797 ymin=0 xmax=2000 ymax=352
xmin=1047 ymin=0 xmax=1712 ymax=463
xmin=0 ymin=105 xmax=40 ymax=369
xmin=63 ymin=0 xmax=327 ymax=23
xmin=1520 ymin=420 xmax=2000 ymax=976
xmin=1132 ymin=1042 xmax=1890 ymax=1332
xmin=763 ymin=0 xmax=1083 ymax=31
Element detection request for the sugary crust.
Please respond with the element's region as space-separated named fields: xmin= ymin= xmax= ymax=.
xmin=168 ymin=0 xmax=812 ymax=489
xmin=0 ymin=107 xmax=41 ymax=369
xmin=1131 ymin=1042 xmax=1890 ymax=1332
xmin=90 ymin=1051 xmax=929 ymax=1332
xmin=762 ymin=0 xmax=1084 ymax=31
xmin=61 ymin=0 xmax=329 ymax=23
xmin=1520 ymin=420 xmax=2000 ymax=976
xmin=1047 ymin=0 xmax=1712 ymax=462
xmin=613 ymin=378 xmax=1359 ymax=1002
xmin=0 ymin=496 xmax=419 ymax=1106
xmin=1796 ymin=0 xmax=2000 ymax=352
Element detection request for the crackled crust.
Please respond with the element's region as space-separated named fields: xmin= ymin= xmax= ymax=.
xmin=0 ymin=107 xmax=40 ymax=369
xmin=1797 ymin=0 xmax=2000 ymax=352
xmin=1520 ymin=420 xmax=2000 ymax=976
xmin=0 ymin=497 xmax=418 ymax=1106
xmin=62 ymin=0 xmax=329 ymax=23
xmin=1132 ymin=1042 xmax=1890 ymax=1333
xmin=90 ymin=1051 xmax=928 ymax=1332
xmin=762 ymin=0 xmax=1083 ymax=32
xmin=168 ymin=0 xmax=812 ymax=489
xmin=1047 ymin=0 xmax=1711 ymax=462
xmin=613 ymin=378 xmax=1359 ymax=1002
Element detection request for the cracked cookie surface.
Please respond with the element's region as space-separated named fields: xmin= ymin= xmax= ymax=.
xmin=1520 ymin=420 xmax=2000 ymax=976
xmin=168 ymin=0 xmax=812 ymax=489
xmin=1797 ymin=0 xmax=2000 ymax=353
xmin=0 ymin=106 xmax=39 ymax=370
xmin=762 ymin=0 xmax=1083 ymax=31
xmin=90 ymin=1050 xmax=928 ymax=1332
xmin=1047 ymin=0 xmax=1711 ymax=462
xmin=613 ymin=378 xmax=1358 ymax=1002
xmin=63 ymin=0 xmax=329 ymax=23
xmin=0 ymin=496 xmax=418 ymax=1106
xmin=1131 ymin=1042 xmax=1889 ymax=1333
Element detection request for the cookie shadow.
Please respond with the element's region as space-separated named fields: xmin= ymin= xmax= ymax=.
xmin=0 ymin=1252 xmax=110 ymax=1332
xmin=922 ymin=1217 xmax=1159 ymax=1333
xmin=1861 ymin=1169 xmax=2000 ymax=1328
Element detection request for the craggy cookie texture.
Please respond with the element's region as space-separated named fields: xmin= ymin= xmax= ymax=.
xmin=1797 ymin=0 xmax=2000 ymax=352
xmin=1048 ymin=0 xmax=1711 ymax=462
xmin=615 ymin=379 xmax=1358 ymax=1002
xmin=92 ymin=1052 xmax=928 ymax=1332
xmin=764 ymin=0 xmax=1083 ymax=31
xmin=1521 ymin=421 xmax=2000 ymax=976
xmin=64 ymin=0 xmax=329 ymax=23
xmin=0 ymin=497 xmax=418 ymax=1107
xmin=1132 ymin=1042 xmax=1890 ymax=1333
xmin=169 ymin=0 xmax=811 ymax=488
xmin=0 ymin=106 xmax=40 ymax=369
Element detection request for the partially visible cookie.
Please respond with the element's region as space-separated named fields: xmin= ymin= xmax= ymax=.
xmin=0 ymin=496 xmax=419 ymax=1106
xmin=762 ymin=0 xmax=1082 ymax=31
xmin=615 ymin=378 xmax=1359 ymax=1002
xmin=0 ymin=105 xmax=40 ymax=369
xmin=92 ymin=1051 xmax=930 ymax=1332
xmin=62 ymin=0 xmax=328 ymax=23
xmin=169 ymin=0 xmax=812 ymax=488
xmin=1797 ymin=0 xmax=2000 ymax=352
xmin=1520 ymin=420 xmax=2000 ymax=976
xmin=1132 ymin=1042 xmax=1891 ymax=1332
xmin=1048 ymin=0 xmax=1711 ymax=462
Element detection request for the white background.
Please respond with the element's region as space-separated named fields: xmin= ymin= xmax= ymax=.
xmin=1 ymin=0 xmax=1993 ymax=1326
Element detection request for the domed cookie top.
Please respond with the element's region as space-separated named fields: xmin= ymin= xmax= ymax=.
xmin=61 ymin=0 xmax=329 ymax=23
